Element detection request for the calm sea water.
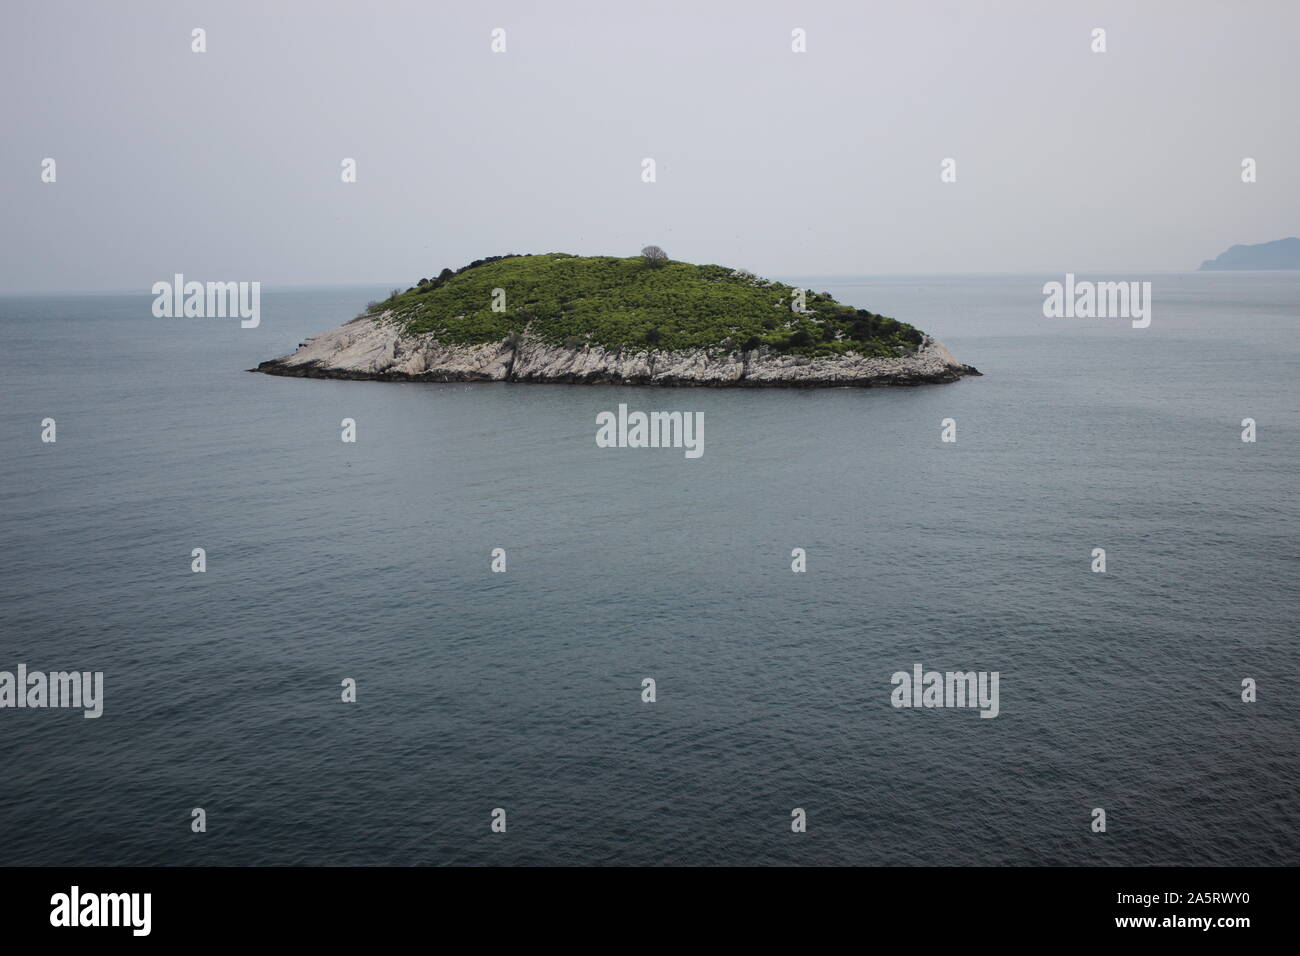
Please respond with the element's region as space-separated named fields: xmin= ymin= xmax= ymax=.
xmin=1 ymin=273 xmax=1296 ymax=866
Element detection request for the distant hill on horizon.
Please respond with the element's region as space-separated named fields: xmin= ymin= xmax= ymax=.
xmin=1198 ymin=237 xmax=1300 ymax=270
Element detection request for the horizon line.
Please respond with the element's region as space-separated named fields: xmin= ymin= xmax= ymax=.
xmin=1 ymin=269 xmax=1279 ymax=298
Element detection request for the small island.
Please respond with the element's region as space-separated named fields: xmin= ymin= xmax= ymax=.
xmin=1198 ymin=237 xmax=1300 ymax=270
xmin=254 ymin=251 xmax=980 ymax=387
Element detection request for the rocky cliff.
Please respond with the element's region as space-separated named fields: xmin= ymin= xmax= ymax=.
xmin=254 ymin=313 xmax=981 ymax=387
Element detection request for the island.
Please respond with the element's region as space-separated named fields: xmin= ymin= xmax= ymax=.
xmin=1198 ymin=237 xmax=1300 ymax=271
xmin=253 ymin=251 xmax=981 ymax=387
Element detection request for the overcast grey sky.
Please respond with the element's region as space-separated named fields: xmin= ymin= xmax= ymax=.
xmin=3 ymin=0 xmax=1297 ymax=292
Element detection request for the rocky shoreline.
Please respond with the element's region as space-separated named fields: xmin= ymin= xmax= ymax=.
xmin=253 ymin=312 xmax=981 ymax=387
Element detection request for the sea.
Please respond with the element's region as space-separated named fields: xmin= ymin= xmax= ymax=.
xmin=1 ymin=273 xmax=1296 ymax=866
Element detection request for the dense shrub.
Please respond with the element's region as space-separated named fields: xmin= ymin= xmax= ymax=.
xmin=375 ymin=253 xmax=926 ymax=357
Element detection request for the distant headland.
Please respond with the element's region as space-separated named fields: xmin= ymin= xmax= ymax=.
xmin=1198 ymin=237 xmax=1300 ymax=271
xmin=254 ymin=251 xmax=980 ymax=387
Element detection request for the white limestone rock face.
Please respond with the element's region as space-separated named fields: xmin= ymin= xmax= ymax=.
xmin=254 ymin=313 xmax=980 ymax=387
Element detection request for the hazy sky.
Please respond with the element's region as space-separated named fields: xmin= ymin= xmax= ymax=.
xmin=3 ymin=0 xmax=1297 ymax=292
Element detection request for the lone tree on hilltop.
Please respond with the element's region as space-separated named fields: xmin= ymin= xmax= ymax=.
xmin=641 ymin=245 xmax=668 ymax=268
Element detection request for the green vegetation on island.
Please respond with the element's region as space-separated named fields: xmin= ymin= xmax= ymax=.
xmin=371 ymin=251 xmax=926 ymax=358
